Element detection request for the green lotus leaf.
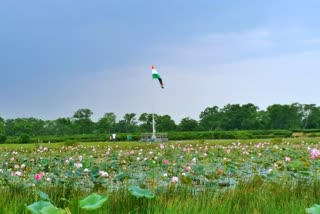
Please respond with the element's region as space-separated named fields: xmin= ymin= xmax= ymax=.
xmin=39 ymin=191 xmax=51 ymax=202
xmin=306 ymin=204 xmax=320 ymax=214
xmin=40 ymin=205 xmax=66 ymax=214
xmin=79 ymin=193 xmax=108 ymax=210
xmin=114 ymin=172 xmax=129 ymax=181
xmin=40 ymin=159 xmax=49 ymax=166
xmin=128 ymin=185 xmax=155 ymax=199
xmin=26 ymin=201 xmax=54 ymax=214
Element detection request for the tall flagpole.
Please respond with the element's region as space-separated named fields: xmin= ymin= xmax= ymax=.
xmin=151 ymin=65 xmax=163 ymax=142
xmin=152 ymin=112 xmax=156 ymax=140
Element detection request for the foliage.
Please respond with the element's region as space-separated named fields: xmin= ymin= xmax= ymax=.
xmin=306 ymin=204 xmax=320 ymax=214
xmin=27 ymin=191 xmax=107 ymax=213
xmin=178 ymin=117 xmax=199 ymax=131
xmin=0 ymin=133 xmax=6 ymax=143
xmin=0 ymin=140 xmax=319 ymax=212
xmin=96 ymin=112 xmax=116 ymax=133
xmin=19 ymin=133 xmax=30 ymax=144
xmin=116 ymin=113 xmax=139 ymax=133
xmin=128 ymin=185 xmax=155 ymax=198
xmin=79 ymin=193 xmax=108 ymax=210
xmin=0 ymin=116 xmax=5 ymax=133
xmin=267 ymin=103 xmax=303 ymax=129
xmin=2 ymin=129 xmax=295 ymax=144
xmin=139 ymin=113 xmax=153 ymax=132
xmin=26 ymin=200 xmax=58 ymax=214
xmin=0 ymin=140 xmax=320 ymax=214
xmin=72 ymin=108 xmax=94 ymax=134
xmin=4 ymin=103 xmax=320 ymax=140
xmin=155 ymin=115 xmax=177 ymax=131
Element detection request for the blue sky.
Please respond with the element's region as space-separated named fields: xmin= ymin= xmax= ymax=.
xmin=1 ymin=1 xmax=320 ymax=122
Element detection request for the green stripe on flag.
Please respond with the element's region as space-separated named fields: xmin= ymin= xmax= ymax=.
xmin=152 ymin=73 xmax=161 ymax=79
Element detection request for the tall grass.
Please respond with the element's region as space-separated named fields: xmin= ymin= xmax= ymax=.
xmin=1 ymin=177 xmax=319 ymax=213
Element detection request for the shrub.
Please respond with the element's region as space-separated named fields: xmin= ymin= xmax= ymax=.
xmin=19 ymin=133 xmax=31 ymax=144
xmin=234 ymin=131 xmax=252 ymax=139
xmin=64 ymin=140 xmax=80 ymax=147
xmin=0 ymin=133 xmax=6 ymax=144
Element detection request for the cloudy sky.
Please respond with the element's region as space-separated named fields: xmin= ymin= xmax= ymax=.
xmin=1 ymin=1 xmax=320 ymax=122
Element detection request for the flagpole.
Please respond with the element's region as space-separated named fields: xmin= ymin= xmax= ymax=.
xmin=152 ymin=112 xmax=156 ymax=140
xmin=151 ymin=65 xmax=162 ymax=142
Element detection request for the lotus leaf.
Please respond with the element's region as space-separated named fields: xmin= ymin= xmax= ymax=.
xmin=128 ymin=185 xmax=155 ymax=198
xmin=79 ymin=193 xmax=108 ymax=210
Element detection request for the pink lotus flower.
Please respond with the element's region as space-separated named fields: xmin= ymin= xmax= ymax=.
xmin=226 ymin=149 xmax=231 ymax=154
xmin=285 ymin=156 xmax=291 ymax=162
xmin=171 ymin=176 xmax=179 ymax=183
xmin=34 ymin=173 xmax=43 ymax=181
xmin=159 ymin=144 xmax=165 ymax=149
xmin=163 ymin=159 xmax=169 ymax=165
xmin=310 ymin=148 xmax=320 ymax=159
xmin=74 ymin=162 xmax=83 ymax=168
xmin=12 ymin=171 xmax=22 ymax=177
xmin=99 ymin=170 xmax=109 ymax=177
xmin=184 ymin=165 xmax=191 ymax=171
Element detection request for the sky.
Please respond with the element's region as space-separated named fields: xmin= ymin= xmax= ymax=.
xmin=1 ymin=1 xmax=320 ymax=122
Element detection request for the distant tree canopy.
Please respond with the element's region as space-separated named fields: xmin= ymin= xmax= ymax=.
xmin=96 ymin=113 xmax=116 ymax=134
xmin=0 ymin=115 xmax=5 ymax=134
xmin=2 ymin=103 xmax=320 ymax=136
xmin=73 ymin=108 xmax=94 ymax=134
xmin=179 ymin=117 xmax=199 ymax=131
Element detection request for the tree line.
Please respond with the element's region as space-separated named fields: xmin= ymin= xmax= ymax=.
xmin=1 ymin=103 xmax=320 ymax=138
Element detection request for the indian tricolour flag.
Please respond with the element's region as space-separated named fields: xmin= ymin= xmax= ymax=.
xmin=151 ymin=65 xmax=164 ymax=88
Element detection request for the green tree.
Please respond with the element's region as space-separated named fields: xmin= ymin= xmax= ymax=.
xmin=219 ymin=104 xmax=263 ymax=130
xmin=199 ymin=106 xmax=221 ymax=131
xmin=5 ymin=118 xmax=45 ymax=136
xmin=301 ymin=104 xmax=320 ymax=129
xmin=255 ymin=110 xmax=269 ymax=130
xmin=19 ymin=133 xmax=31 ymax=144
xmin=237 ymin=103 xmax=261 ymax=130
xmin=116 ymin=113 xmax=138 ymax=133
xmin=138 ymin=113 xmax=153 ymax=132
xmin=0 ymin=116 xmax=4 ymax=133
xmin=178 ymin=117 xmax=199 ymax=131
xmin=53 ymin=118 xmax=74 ymax=135
xmin=96 ymin=113 xmax=116 ymax=133
xmin=0 ymin=134 xmax=6 ymax=143
xmin=73 ymin=109 xmax=94 ymax=134
xmin=0 ymin=116 xmax=6 ymax=143
xmin=220 ymin=104 xmax=243 ymax=130
xmin=266 ymin=103 xmax=302 ymax=129
xmin=155 ymin=115 xmax=177 ymax=132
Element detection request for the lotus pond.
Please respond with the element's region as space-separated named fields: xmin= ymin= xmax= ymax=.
xmin=2 ymin=139 xmax=320 ymax=213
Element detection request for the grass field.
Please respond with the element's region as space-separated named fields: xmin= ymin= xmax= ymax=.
xmin=1 ymin=138 xmax=320 ymax=213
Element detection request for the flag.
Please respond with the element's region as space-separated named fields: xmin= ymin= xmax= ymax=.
xmin=151 ymin=65 xmax=164 ymax=88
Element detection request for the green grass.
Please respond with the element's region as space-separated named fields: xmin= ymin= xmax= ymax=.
xmin=1 ymin=178 xmax=319 ymax=213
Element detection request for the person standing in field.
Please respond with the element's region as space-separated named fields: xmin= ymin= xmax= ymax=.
xmin=112 ymin=133 xmax=116 ymax=142
xmin=109 ymin=135 xmax=112 ymax=142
